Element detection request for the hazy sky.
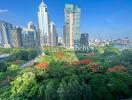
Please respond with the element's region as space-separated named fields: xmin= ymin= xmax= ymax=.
xmin=0 ymin=0 xmax=132 ymax=39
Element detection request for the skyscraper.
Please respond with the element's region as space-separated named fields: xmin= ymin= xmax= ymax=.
xmin=0 ymin=21 xmax=13 ymax=48
xmin=80 ymin=33 xmax=89 ymax=47
xmin=64 ymin=4 xmax=81 ymax=49
xmin=22 ymin=22 xmax=38 ymax=48
xmin=11 ymin=27 xmax=22 ymax=48
xmin=49 ymin=22 xmax=58 ymax=46
xmin=38 ymin=0 xmax=49 ymax=47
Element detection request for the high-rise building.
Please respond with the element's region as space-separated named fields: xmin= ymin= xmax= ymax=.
xmin=49 ymin=22 xmax=58 ymax=46
xmin=11 ymin=27 xmax=22 ymax=48
xmin=80 ymin=33 xmax=89 ymax=47
xmin=64 ymin=4 xmax=81 ymax=48
xmin=22 ymin=22 xmax=38 ymax=48
xmin=63 ymin=25 xmax=66 ymax=46
xmin=0 ymin=21 xmax=13 ymax=48
xmin=38 ymin=0 xmax=49 ymax=47
xmin=58 ymin=37 xmax=64 ymax=46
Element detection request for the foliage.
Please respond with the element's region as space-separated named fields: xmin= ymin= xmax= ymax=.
xmin=44 ymin=50 xmax=50 ymax=55
xmin=0 ymin=46 xmax=132 ymax=100
xmin=121 ymin=49 xmax=132 ymax=64
xmin=11 ymin=72 xmax=38 ymax=98
xmin=55 ymin=52 xmax=64 ymax=60
xmin=7 ymin=49 xmax=38 ymax=62
xmin=7 ymin=64 xmax=19 ymax=71
xmin=90 ymin=73 xmax=132 ymax=100
xmin=94 ymin=46 xmax=104 ymax=54
xmin=103 ymin=46 xmax=120 ymax=56
xmin=36 ymin=62 xmax=49 ymax=69
xmin=87 ymin=64 xmax=107 ymax=73
xmin=13 ymin=60 xmax=21 ymax=65
xmin=0 ymin=87 xmax=12 ymax=99
xmin=72 ymin=59 xmax=93 ymax=65
xmin=108 ymin=65 xmax=127 ymax=73
xmin=0 ymin=48 xmax=14 ymax=54
xmin=0 ymin=62 xmax=9 ymax=72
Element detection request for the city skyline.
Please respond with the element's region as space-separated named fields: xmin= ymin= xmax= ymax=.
xmin=0 ymin=0 xmax=59 ymax=48
xmin=0 ymin=1 xmax=132 ymax=99
xmin=0 ymin=0 xmax=132 ymax=39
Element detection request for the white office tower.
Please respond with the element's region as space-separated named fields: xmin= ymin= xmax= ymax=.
xmin=38 ymin=0 xmax=49 ymax=47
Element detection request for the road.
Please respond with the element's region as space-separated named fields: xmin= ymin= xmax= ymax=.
xmin=21 ymin=56 xmax=40 ymax=68
xmin=0 ymin=54 xmax=10 ymax=59
xmin=21 ymin=51 xmax=45 ymax=68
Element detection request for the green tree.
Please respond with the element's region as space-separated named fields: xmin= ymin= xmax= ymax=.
xmin=11 ymin=72 xmax=38 ymax=98
xmin=121 ymin=49 xmax=132 ymax=64
xmin=28 ymin=50 xmax=38 ymax=60
xmin=0 ymin=62 xmax=9 ymax=72
xmin=45 ymin=81 xmax=58 ymax=100
xmin=90 ymin=73 xmax=132 ymax=100
xmin=57 ymin=80 xmax=68 ymax=100
xmin=81 ymin=83 xmax=92 ymax=100
xmin=7 ymin=64 xmax=19 ymax=71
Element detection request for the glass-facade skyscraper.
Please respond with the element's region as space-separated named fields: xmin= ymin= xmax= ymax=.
xmin=0 ymin=21 xmax=13 ymax=48
xmin=22 ymin=22 xmax=38 ymax=48
xmin=11 ymin=27 xmax=23 ymax=48
xmin=64 ymin=4 xmax=81 ymax=48
xmin=38 ymin=0 xmax=49 ymax=47
xmin=80 ymin=33 xmax=89 ymax=47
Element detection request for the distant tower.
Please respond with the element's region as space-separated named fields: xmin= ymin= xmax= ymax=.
xmin=38 ymin=0 xmax=49 ymax=47
xmin=80 ymin=33 xmax=89 ymax=47
xmin=49 ymin=22 xmax=58 ymax=46
xmin=64 ymin=4 xmax=81 ymax=49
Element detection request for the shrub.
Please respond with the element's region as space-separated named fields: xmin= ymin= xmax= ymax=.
xmin=36 ymin=62 xmax=49 ymax=69
xmin=90 ymin=73 xmax=132 ymax=100
xmin=108 ymin=66 xmax=127 ymax=73
xmin=72 ymin=59 xmax=93 ymax=65
xmin=13 ymin=60 xmax=21 ymax=65
xmin=0 ymin=62 xmax=9 ymax=72
xmin=56 ymin=52 xmax=64 ymax=60
xmin=7 ymin=64 xmax=19 ymax=71
xmin=11 ymin=72 xmax=38 ymax=98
